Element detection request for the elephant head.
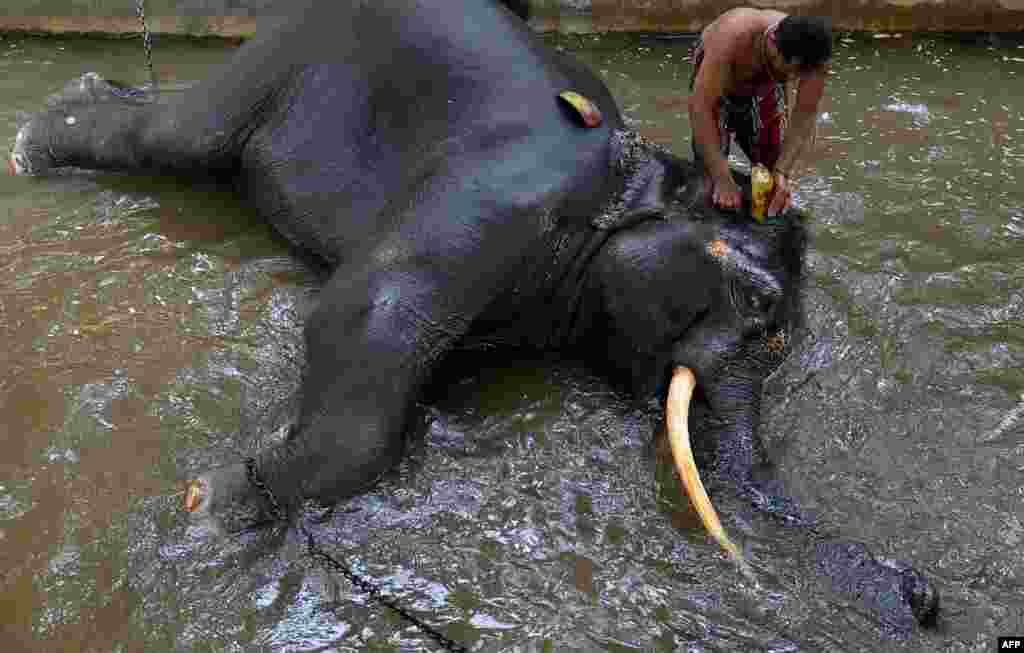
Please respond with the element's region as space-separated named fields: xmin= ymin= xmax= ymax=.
xmin=564 ymin=143 xmax=807 ymax=562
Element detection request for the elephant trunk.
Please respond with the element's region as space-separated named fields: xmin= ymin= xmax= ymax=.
xmin=699 ymin=372 xmax=765 ymax=487
xmin=666 ymin=368 xmax=941 ymax=628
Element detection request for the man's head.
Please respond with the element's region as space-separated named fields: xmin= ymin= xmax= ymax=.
xmin=774 ymin=15 xmax=833 ymax=71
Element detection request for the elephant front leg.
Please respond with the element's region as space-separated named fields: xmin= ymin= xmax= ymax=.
xmin=185 ymin=255 xmax=491 ymax=529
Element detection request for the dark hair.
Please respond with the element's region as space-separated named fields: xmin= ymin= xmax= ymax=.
xmin=775 ymin=16 xmax=833 ymax=70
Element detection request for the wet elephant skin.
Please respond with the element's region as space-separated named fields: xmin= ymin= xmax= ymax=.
xmin=9 ymin=0 xmax=938 ymax=633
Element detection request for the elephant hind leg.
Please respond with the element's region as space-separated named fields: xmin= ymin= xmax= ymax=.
xmin=11 ymin=69 xmax=269 ymax=177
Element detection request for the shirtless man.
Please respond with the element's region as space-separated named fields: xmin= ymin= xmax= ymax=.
xmin=688 ymin=9 xmax=832 ymax=216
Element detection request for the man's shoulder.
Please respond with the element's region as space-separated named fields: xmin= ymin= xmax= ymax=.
xmin=716 ymin=7 xmax=782 ymax=25
xmin=703 ymin=8 xmax=768 ymax=58
xmin=721 ymin=7 xmax=764 ymax=18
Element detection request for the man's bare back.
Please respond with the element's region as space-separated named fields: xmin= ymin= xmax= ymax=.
xmin=701 ymin=8 xmax=788 ymax=97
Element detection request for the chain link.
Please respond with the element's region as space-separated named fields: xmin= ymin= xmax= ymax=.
xmin=135 ymin=0 xmax=157 ymax=89
xmin=244 ymin=458 xmax=468 ymax=652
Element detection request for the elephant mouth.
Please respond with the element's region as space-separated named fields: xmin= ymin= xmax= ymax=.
xmin=665 ymin=366 xmax=751 ymax=576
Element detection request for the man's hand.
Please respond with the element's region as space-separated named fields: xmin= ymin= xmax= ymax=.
xmin=713 ymin=175 xmax=742 ymax=210
xmin=767 ymin=171 xmax=792 ymax=216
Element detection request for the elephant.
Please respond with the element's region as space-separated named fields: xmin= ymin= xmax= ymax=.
xmin=9 ymin=0 xmax=938 ymax=633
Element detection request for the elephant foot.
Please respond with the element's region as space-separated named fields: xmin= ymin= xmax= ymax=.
xmin=817 ymin=541 xmax=940 ymax=632
xmin=184 ymin=460 xmax=286 ymax=532
xmin=10 ymin=73 xmax=150 ymax=175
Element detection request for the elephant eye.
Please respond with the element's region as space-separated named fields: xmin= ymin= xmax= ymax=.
xmin=730 ymin=279 xmax=774 ymax=319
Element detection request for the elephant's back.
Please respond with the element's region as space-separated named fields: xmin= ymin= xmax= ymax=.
xmin=234 ymin=0 xmax=624 ymax=266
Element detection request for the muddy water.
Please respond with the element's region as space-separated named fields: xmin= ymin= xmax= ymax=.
xmin=0 ymin=31 xmax=1022 ymax=652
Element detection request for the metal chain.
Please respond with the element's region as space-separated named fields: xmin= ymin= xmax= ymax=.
xmin=244 ymin=458 xmax=468 ymax=653
xmin=135 ymin=0 xmax=158 ymax=89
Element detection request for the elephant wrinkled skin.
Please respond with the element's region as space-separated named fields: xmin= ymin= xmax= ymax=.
xmin=9 ymin=0 xmax=938 ymax=633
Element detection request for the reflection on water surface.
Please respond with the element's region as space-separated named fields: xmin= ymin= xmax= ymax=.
xmin=0 ymin=31 xmax=1022 ymax=652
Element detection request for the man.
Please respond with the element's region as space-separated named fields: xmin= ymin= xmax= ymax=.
xmin=688 ymin=9 xmax=832 ymax=216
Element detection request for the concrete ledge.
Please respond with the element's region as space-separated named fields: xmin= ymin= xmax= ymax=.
xmin=0 ymin=15 xmax=258 ymax=39
xmin=1 ymin=0 xmax=1023 ymax=37
xmin=533 ymin=0 xmax=1024 ymax=33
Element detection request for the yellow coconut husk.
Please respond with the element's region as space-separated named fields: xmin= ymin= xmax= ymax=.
xmin=184 ymin=479 xmax=205 ymax=513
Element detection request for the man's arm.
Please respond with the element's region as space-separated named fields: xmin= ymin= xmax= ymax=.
xmin=775 ymin=66 xmax=826 ymax=177
xmin=688 ymin=86 xmax=729 ymax=183
xmin=768 ymin=66 xmax=826 ymax=216
xmin=688 ymin=48 xmax=741 ymax=206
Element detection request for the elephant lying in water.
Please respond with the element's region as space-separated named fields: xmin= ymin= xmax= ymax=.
xmin=10 ymin=0 xmax=937 ymax=633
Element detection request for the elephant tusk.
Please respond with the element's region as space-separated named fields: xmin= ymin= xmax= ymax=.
xmin=666 ymin=366 xmax=752 ymax=577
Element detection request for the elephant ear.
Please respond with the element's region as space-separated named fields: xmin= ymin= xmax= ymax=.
xmin=619 ymin=158 xmax=669 ymax=223
xmin=592 ymin=157 xmax=670 ymax=231
xmin=592 ymin=130 xmax=705 ymax=231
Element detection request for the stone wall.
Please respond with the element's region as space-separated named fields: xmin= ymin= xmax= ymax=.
xmin=0 ymin=1 xmax=275 ymax=39
xmin=1 ymin=0 xmax=1023 ymax=36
